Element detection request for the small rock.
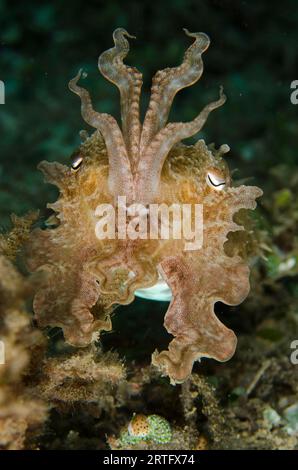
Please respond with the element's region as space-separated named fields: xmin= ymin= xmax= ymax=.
xmin=283 ymin=403 xmax=298 ymax=435
xmin=263 ymin=406 xmax=281 ymax=429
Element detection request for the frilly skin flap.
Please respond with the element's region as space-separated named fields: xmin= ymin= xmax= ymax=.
xmin=26 ymin=29 xmax=262 ymax=384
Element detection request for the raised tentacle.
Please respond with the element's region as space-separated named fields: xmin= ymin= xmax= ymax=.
xmin=98 ymin=28 xmax=143 ymax=166
xmin=136 ymin=88 xmax=226 ymax=202
xmin=69 ymin=70 xmax=134 ymax=198
xmin=140 ymin=29 xmax=210 ymax=152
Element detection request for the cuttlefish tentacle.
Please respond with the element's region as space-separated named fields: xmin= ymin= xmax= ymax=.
xmin=140 ymin=28 xmax=210 ymax=152
xmin=69 ymin=69 xmax=134 ymax=198
xmin=136 ymin=87 xmax=226 ymax=202
xmin=98 ymin=28 xmax=143 ymax=166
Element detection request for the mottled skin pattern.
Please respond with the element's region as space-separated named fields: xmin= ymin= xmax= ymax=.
xmin=27 ymin=29 xmax=262 ymax=384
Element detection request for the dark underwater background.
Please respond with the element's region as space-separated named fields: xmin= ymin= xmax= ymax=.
xmin=0 ymin=0 xmax=297 ymax=228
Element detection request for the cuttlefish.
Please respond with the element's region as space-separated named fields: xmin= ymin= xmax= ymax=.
xmin=26 ymin=29 xmax=262 ymax=383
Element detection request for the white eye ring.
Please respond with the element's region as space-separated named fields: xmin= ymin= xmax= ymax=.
xmin=206 ymin=172 xmax=226 ymax=190
xmin=71 ymin=155 xmax=83 ymax=171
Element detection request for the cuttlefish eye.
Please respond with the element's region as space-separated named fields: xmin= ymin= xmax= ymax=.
xmin=44 ymin=213 xmax=60 ymax=229
xmin=206 ymin=169 xmax=226 ymax=190
xmin=71 ymin=155 xmax=83 ymax=171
